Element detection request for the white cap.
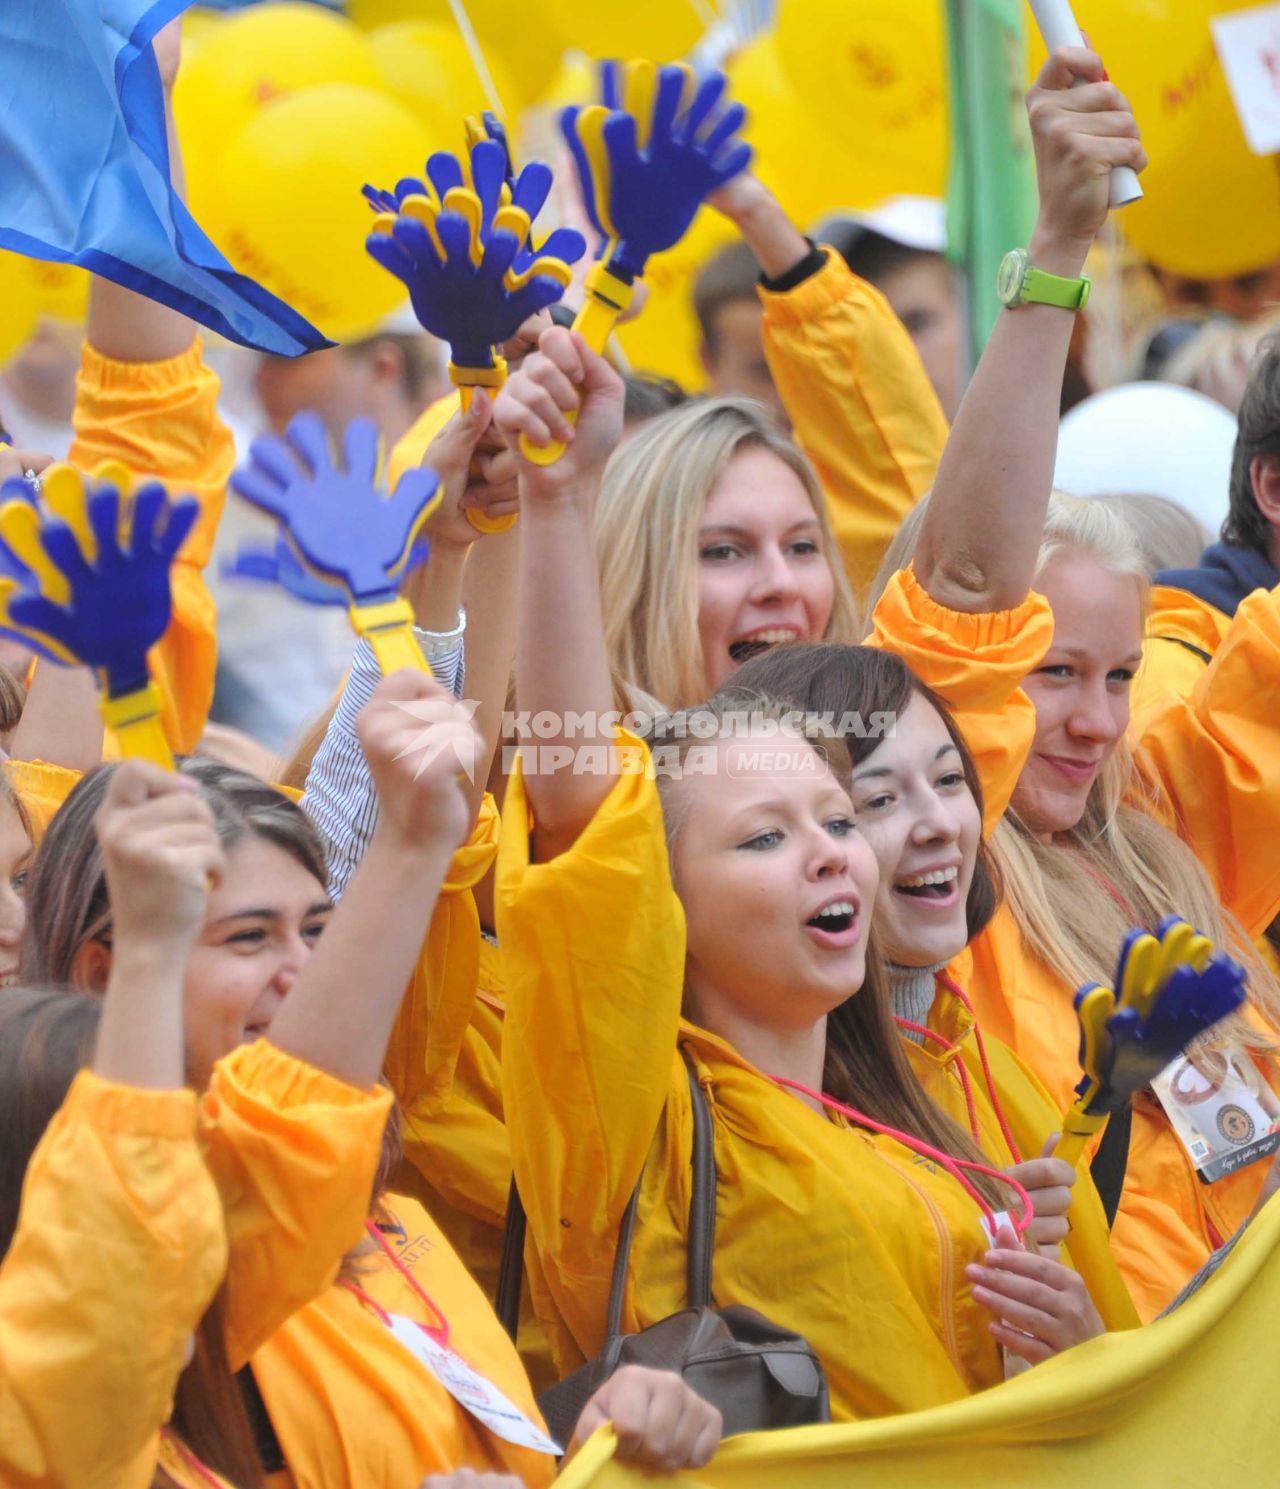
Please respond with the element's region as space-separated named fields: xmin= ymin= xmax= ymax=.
xmin=1053 ymin=383 xmax=1236 ymax=533
xmin=815 ymin=195 xmax=947 ymax=254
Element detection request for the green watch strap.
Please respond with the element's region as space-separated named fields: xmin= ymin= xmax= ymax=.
xmin=1022 ymin=264 xmax=1091 ymax=311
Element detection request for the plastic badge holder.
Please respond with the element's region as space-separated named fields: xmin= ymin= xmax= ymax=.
xmin=521 ymin=60 xmax=752 ymax=466
xmin=230 ymin=413 xmax=443 ymax=677
xmin=0 ymin=463 xmax=199 ymax=767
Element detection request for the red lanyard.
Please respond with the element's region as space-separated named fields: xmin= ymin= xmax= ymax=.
xmin=340 ymin=1219 xmax=451 ymax=1346
xmin=895 ymin=1016 xmax=983 ymax=1145
xmin=771 ymin=1074 xmax=1033 ymax=1240
xmin=161 ymin=1430 xmax=226 ymax=1488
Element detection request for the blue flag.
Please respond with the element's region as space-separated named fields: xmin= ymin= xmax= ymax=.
xmin=0 ymin=0 xmax=332 ymax=356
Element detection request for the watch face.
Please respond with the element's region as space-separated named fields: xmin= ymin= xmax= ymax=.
xmin=997 ymin=249 xmax=1026 ymax=307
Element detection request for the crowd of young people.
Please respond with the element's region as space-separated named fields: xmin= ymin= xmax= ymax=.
xmin=4 ymin=21 xmax=1280 ymax=1489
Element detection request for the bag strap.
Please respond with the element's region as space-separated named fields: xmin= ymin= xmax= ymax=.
xmin=684 ymin=1049 xmax=717 ymax=1307
xmin=1089 ymin=1099 xmax=1133 ymax=1229
xmin=496 ymin=1049 xmax=718 ymax=1345
xmin=496 ymin=1175 xmax=526 ymax=1342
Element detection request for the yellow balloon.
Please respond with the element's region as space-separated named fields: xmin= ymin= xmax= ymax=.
xmin=774 ymin=0 xmax=947 ymax=181
xmin=350 ymin=0 xmax=567 ymax=107
xmin=1065 ymin=0 xmax=1280 ymax=277
xmin=727 ymin=36 xmax=942 ymax=231
xmin=0 ymin=254 xmax=39 ymax=372
xmin=174 ymin=4 xmax=384 ymax=229
xmin=617 ymin=206 xmax=738 ymax=390
xmin=24 ymin=260 xmax=89 ymax=324
xmin=540 ymin=0 xmax=712 ymax=63
xmin=208 ymin=83 xmax=430 ymax=343
xmin=368 ymin=21 xmax=523 ymax=132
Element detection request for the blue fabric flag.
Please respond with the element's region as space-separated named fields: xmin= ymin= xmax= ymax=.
xmin=0 ymin=0 xmax=332 ymax=356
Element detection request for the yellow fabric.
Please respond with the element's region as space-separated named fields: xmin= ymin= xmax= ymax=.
xmin=384 ymin=794 xmax=557 ymax=1392
xmin=3 ymin=756 xmax=82 ymax=839
xmin=872 ymin=569 xmax=1280 ymax=1319
xmin=760 ymin=251 xmax=947 ymax=605
xmin=388 ymin=390 xmax=459 ymax=492
xmin=199 ymin=1039 xmax=394 ymax=1372
xmin=903 ymin=980 xmax=1139 ymax=1333
xmin=498 ymin=742 xmax=1012 ymax=1420
xmin=556 ymin=1189 xmax=1280 ymax=1489
xmin=205 ymin=1017 xmax=552 ymax=1486
xmin=867 ymin=566 xmax=1055 ymax=834
xmin=251 ymin=1194 xmax=557 ymax=1489
xmin=0 ymin=1072 xmax=226 ymax=1489
xmin=1130 ymin=585 xmax=1231 ymax=726
xmin=70 ymin=337 xmax=235 ymax=755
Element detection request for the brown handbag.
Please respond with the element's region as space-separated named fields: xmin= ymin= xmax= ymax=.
xmin=498 ymin=1050 xmax=831 ymax=1446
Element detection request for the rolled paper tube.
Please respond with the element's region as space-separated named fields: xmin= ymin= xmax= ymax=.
xmin=1028 ymin=0 xmax=1143 ymax=208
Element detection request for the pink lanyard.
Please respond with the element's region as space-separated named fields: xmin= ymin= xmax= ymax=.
xmin=771 ymin=1075 xmax=1033 ymax=1240
xmin=340 ymin=1219 xmax=451 ymax=1346
xmin=161 ymin=1430 xmax=226 ymax=1488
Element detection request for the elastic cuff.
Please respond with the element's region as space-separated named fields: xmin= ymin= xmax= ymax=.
xmin=760 ymin=242 xmax=827 ymax=295
xmin=895 ymin=564 xmax=1050 ymax=651
xmin=210 ymin=1038 xmax=392 ymax=1112
xmin=78 ymin=336 xmax=208 ymax=395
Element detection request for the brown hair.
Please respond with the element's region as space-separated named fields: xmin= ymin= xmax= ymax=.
xmin=1225 ymin=331 xmax=1280 ymax=555
xmin=0 ymin=987 xmax=263 ymax=1488
xmin=21 ymin=758 xmax=328 ymax=990
xmin=716 ymin=643 xmax=1001 ymax=942
xmin=692 ymin=240 xmax=762 ymax=352
xmin=646 ymin=699 xmax=1007 ymax=1209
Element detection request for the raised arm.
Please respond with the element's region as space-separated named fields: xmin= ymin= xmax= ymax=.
xmin=493 ymin=327 xmax=625 ymax=859
xmin=913 ymin=48 xmax=1145 ymax=613
xmin=267 ymin=670 xmax=475 ymax=1090
xmin=713 ymin=173 xmax=947 ymax=603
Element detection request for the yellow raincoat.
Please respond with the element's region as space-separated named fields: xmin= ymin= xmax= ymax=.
xmin=0 ymin=1072 xmax=226 ymax=1489
xmin=871 ymin=566 xmax=1280 ymax=1320
xmin=208 ymin=1040 xmax=557 ymax=1489
xmin=498 ymin=745 xmax=1010 ymax=1420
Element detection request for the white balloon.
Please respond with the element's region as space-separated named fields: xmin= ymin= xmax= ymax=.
xmin=1054 ymin=383 xmax=1236 ymax=535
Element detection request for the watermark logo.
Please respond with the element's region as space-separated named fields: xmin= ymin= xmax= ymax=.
xmin=392 ymin=696 xmax=482 ymax=783
xmin=498 ymin=707 xmax=897 ymax=779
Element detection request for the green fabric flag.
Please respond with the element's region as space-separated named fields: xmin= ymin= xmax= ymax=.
xmin=945 ymin=0 xmax=1038 ymax=366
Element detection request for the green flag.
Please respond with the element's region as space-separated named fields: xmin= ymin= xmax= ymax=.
xmin=945 ymin=0 xmax=1038 ymax=365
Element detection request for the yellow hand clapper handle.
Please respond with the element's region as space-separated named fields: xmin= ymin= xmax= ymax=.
xmin=350 ymin=596 xmax=433 ymax=678
xmin=101 ymin=682 xmax=175 ymax=770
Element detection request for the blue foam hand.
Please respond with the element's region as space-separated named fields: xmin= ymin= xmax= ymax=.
xmin=1 ymin=480 xmax=197 ymax=696
xmin=365 ymin=141 xmax=586 ymax=372
xmin=561 ymin=64 xmax=752 ymax=281
xmin=223 ymin=529 xmax=430 ymax=608
xmin=230 ymin=413 xmax=440 ymax=606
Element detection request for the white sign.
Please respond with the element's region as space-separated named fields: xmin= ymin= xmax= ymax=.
xmin=1212 ymin=4 xmax=1280 ymax=156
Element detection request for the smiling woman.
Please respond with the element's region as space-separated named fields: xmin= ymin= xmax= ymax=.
xmin=594 ymin=397 xmax=859 ymax=710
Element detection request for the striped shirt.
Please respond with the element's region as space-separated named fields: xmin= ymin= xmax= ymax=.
xmin=301 ymin=620 xmax=466 ymax=899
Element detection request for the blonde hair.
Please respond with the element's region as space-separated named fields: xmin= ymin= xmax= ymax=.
xmin=1087 ymin=492 xmax=1209 ymax=577
xmin=595 ymin=397 xmax=860 ymax=710
xmin=874 ymin=492 xmax=1280 ymax=1043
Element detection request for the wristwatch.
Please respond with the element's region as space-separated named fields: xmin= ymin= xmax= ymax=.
xmin=996 ymin=248 xmax=1091 ymax=311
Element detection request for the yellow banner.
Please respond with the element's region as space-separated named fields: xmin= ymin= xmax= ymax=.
xmin=558 ymin=1193 xmax=1280 ymax=1487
